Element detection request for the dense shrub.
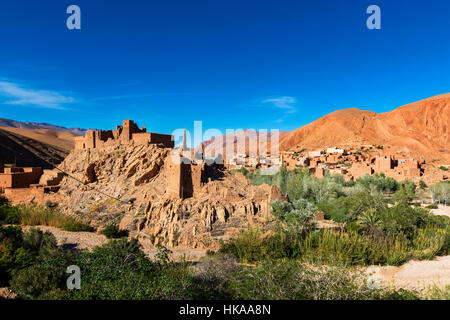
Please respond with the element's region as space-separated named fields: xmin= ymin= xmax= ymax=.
xmin=271 ymin=199 xmax=317 ymax=232
xmin=219 ymin=213 xmax=448 ymax=267
xmin=11 ymin=238 xmax=205 ymax=300
xmin=392 ymin=180 xmax=416 ymax=203
xmin=320 ymin=191 xmax=386 ymax=223
xmin=193 ymin=254 xmax=239 ymax=299
xmin=356 ymin=174 xmax=398 ymax=193
xmin=61 ymin=221 xmax=94 ymax=232
xmin=218 ymin=228 xmax=269 ymax=263
xmin=0 ymin=204 xmax=19 ymax=223
xmin=99 ymin=224 xmax=128 ymax=239
xmin=380 ymin=202 xmax=429 ymax=239
xmin=1 ymin=226 xmax=59 ymax=287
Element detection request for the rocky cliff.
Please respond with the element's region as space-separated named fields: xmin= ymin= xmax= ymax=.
xmin=51 ymin=143 xmax=286 ymax=249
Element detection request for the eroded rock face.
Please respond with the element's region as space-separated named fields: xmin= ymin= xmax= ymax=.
xmin=44 ymin=143 xmax=287 ymax=249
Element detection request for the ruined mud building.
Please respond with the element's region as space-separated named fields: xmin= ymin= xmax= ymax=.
xmin=1 ymin=120 xmax=225 ymax=204
xmin=76 ymin=120 xmax=225 ymax=200
xmin=74 ymin=120 xmax=174 ymax=150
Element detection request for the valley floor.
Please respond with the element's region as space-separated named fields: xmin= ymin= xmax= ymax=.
xmin=367 ymin=256 xmax=450 ymax=292
xmin=430 ymin=204 xmax=450 ymax=218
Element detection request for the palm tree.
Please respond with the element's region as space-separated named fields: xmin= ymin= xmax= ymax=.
xmin=357 ymin=208 xmax=382 ymax=235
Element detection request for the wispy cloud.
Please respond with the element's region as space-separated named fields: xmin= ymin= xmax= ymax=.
xmin=92 ymin=93 xmax=154 ymax=101
xmin=0 ymin=80 xmax=75 ymax=110
xmin=262 ymin=96 xmax=297 ymax=114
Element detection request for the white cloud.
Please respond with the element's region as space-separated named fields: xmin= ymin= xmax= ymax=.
xmin=274 ymin=117 xmax=284 ymax=123
xmin=0 ymin=80 xmax=75 ymax=110
xmin=262 ymin=96 xmax=297 ymax=114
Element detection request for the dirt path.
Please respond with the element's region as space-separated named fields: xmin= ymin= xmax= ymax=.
xmin=367 ymin=255 xmax=450 ymax=291
xmin=22 ymin=226 xmax=207 ymax=261
xmin=22 ymin=226 xmax=108 ymax=251
xmin=430 ymin=204 xmax=450 ymax=218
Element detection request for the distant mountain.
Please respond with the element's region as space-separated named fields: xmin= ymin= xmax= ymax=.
xmin=0 ymin=118 xmax=87 ymax=167
xmin=202 ymin=129 xmax=289 ymax=157
xmin=0 ymin=127 xmax=78 ymax=151
xmin=0 ymin=128 xmax=68 ymax=169
xmin=0 ymin=118 xmax=88 ymax=135
xmin=279 ymin=93 xmax=450 ymax=160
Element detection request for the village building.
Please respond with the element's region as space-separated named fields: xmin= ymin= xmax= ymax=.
xmin=74 ymin=120 xmax=174 ymax=150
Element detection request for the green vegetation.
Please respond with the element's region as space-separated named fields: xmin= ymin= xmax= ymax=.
xmin=0 ymin=226 xmax=59 ymax=287
xmin=0 ymin=228 xmax=421 ymax=300
xmin=0 ymin=203 xmax=93 ymax=232
xmin=439 ymin=166 xmax=449 ymax=171
xmin=1 ymin=167 xmax=448 ymax=300
xmin=99 ymin=223 xmax=128 ymax=239
xmin=430 ymin=181 xmax=450 ymax=205
xmin=220 ymin=167 xmax=450 ymax=268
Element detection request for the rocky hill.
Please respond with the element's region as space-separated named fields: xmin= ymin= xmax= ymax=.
xmin=280 ymin=94 xmax=450 ymax=161
xmin=50 ymin=143 xmax=286 ymax=249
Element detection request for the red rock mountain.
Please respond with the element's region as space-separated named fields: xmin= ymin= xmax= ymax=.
xmin=203 ymin=129 xmax=288 ymax=157
xmin=280 ymin=94 xmax=450 ymax=160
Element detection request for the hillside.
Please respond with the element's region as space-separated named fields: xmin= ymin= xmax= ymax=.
xmin=0 ymin=117 xmax=88 ymax=135
xmin=0 ymin=127 xmax=77 ymax=151
xmin=0 ymin=128 xmax=68 ymax=168
xmin=202 ymin=129 xmax=288 ymax=157
xmin=280 ymin=94 xmax=450 ymax=161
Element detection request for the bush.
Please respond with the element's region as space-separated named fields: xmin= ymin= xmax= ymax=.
xmin=380 ymin=203 xmax=429 ymax=239
xmin=271 ymin=199 xmax=317 ymax=232
xmin=11 ymin=258 xmax=67 ymax=299
xmin=193 ymin=254 xmax=239 ymax=299
xmin=0 ymin=196 xmax=8 ymax=206
xmin=1 ymin=226 xmax=59 ymax=288
xmin=99 ymin=224 xmax=128 ymax=239
xmin=392 ymin=180 xmax=416 ymax=203
xmin=320 ymin=191 xmax=386 ymax=223
xmin=61 ymin=221 xmax=94 ymax=232
xmin=356 ymin=174 xmax=398 ymax=193
xmin=0 ymin=205 xmax=19 ymax=223
xmin=5 ymin=211 xmax=20 ymax=224
xmin=218 ymin=228 xmax=268 ymax=263
xmin=426 ymin=204 xmax=438 ymax=209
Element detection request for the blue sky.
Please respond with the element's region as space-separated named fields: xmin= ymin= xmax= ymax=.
xmin=0 ymin=0 xmax=449 ymax=138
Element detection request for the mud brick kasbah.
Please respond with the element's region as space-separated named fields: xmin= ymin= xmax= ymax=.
xmin=0 ymin=120 xmax=220 ymax=203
